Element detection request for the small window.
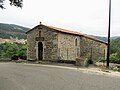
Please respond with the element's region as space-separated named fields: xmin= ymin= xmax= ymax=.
xmin=75 ymin=38 xmax=77 ymax=46
xmin=39 ymin=31 xmax=41 ymax=37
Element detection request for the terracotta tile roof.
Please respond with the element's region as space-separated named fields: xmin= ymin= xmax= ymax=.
xmin=26 ymin=24 xmax=107 ymax=44
xmin=45 ymin=25 xmax=84 ymax=36
xmin=83 ymin=34 xmax=107 ymax=44
xmin=44 ymin=25 xmax=107 ymax=44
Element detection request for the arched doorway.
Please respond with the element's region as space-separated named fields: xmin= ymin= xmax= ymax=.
xmin=38 ymin=42 xmax=43 ymax=60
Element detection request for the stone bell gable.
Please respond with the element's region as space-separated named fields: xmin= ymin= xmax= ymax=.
xmin=26 ymin=23 xmax=107 ymax=62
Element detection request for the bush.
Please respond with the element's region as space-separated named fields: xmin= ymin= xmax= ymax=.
xmin=84 ymin=58 xmax=93 ymax=67
xmin=11 ymin=55 xmax=19 ymax=60
xmin=110 ymin=53 xmax=120 ymax=64
xmin=110 ymin=37 xmax=120 ymax=64
xmin=19 ymin=55 xmax=27 ymax=60
xmin=117 ymin=68 xmax=120 ymax=72
xmin=0 ymin=43 xmax=27 ymax=60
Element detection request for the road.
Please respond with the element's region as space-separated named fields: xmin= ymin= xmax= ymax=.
xmin=0 ymin=63 xmax=120 ymax=90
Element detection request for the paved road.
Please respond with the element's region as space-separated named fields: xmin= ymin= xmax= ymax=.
xmin=0 ymin=63 xmax=120 ymax=90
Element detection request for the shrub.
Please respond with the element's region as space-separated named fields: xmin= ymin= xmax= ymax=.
xmin=19 ymin=55 xmax=27 ymax=60
xmin=0 ymin=43 xmax=27 ymax=60
xmin=84 ymin=58 xmax=93 ymax=67
xmin=110 ymin=53 xmax=120 ymax=64
xmin=117 ymin=68 xmax=120 ymax=72
xmin=11 ymin=55 xmax=19 ymax=60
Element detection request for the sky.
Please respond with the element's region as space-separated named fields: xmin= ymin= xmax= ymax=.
xmin=0 ymin=0 xmax=120 ymax=37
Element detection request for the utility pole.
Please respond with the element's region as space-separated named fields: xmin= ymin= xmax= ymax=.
xmin=107 ymin=0 xmax=111 ymax=67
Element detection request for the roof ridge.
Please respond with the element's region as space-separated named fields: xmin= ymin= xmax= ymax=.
xmin=43 ymin=24 xmax=107 ymax=44
xmin=43 ymin=25 xmax=84 ymax=35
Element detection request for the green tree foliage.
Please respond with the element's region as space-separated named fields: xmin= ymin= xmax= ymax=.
xmin=110 ymin=37 xmax=120 ymax=64
xmin=17 ymin=43 xmax=27 ymax=57
xmin=0 ymin=0 xmax=23 ymax=9
xmin=110 ymin=53 xmax=120 ymax=63
xmin=0 ymin=43 xmax=26 ymax=59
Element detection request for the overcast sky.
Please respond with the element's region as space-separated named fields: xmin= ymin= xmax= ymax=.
xmin=0 ymin=0 xmax=120 ymax=36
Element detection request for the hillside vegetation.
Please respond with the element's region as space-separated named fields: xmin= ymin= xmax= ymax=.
xmin=110 ymin=37 xmax=120 ymax=64
xmin=91 ymin=35 xmax=108 ymax=42
xmin=0 ymin=23 xmax=30 ymax=39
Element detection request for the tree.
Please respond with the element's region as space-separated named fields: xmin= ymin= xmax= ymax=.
xmin=0 ymin=43 xmax=19 ymax=58
xmin=0 ymin=43 xmax=27 ymax=59
xmin=110 ymin=53 xmax=119 ymax=63
xmin=110 ymin=37 xmax=120 ymax=64
xmin=18 ymin=44 xmax=27 ymax=56
xmin=0 ymin=0 xmax=23 ymax=9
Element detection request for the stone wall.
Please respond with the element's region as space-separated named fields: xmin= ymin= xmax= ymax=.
xmin=27 ymin=25 xmax=58 ymax=61
xmin=58 ymin=33 xmax=80 ymax=61
xmin=27 ymin=28 xmax=38 ymax=60
xmin=80 ymin=36 xmax=107 ymax=62
xmin=43 ymin=27 xmax=58 ymax=61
